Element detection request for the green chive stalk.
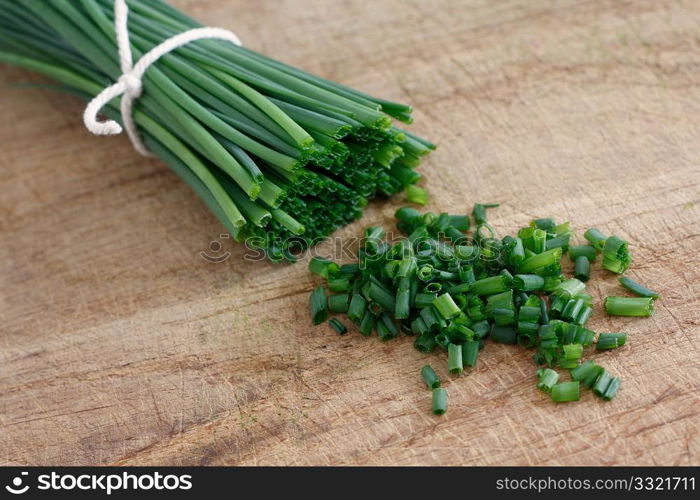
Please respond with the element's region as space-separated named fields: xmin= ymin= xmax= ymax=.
xmin=0 ymin=0 xmax=434 ymax=260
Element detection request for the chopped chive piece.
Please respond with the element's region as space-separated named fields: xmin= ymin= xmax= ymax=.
xmin=447 ymin=283 xmax=472 ymax=295
xmin=491 ymin=324 xmax=517 ymax=344
xmin=435 ymin=333 xmax=450 ymax=349
xmin=600 ymin=377 xmax=621 ymax=401
xmin=570 ymin=360 xmax=602 ymax=387
xmin=363 ymin=226 xmax=386 ymax=254
xmin=328 ymin=294 xmax=350 ymax=313
xmin=532 ymin=228 xmax=547 ymax=253
xmin=555 ymin=278 xmax=586 ymax=299
xmin=561 ymin=343 xmax=583 ymax=361
xmin=406 ymin=185 xmax=428 ymax=205
xmin=592 ymin=371 xmax=621 ymax=400
xmin=328 ymin=277 xmax=352 ymax=292
xmin=339 ymin=263 xmax=360 ymax=275
xmin=471 ymin=275 xmax=511 ymax=295
xmin=596 ymin=332 xmax=628 ymax=350
xmin=433 ymin=293 xmax=461 ymax=319
xmin=604 ymin=296 xmax=654 ymax=317
xmin=602 ymin=235 xmax=631 ymax=274
xmin=574 ymin=256 xmax=591 ymax=282
xmin=414 ymin=332 xmax=437 ymax=353
xmin=415 ymin=292 xmax=437 ymax=308
xmin=432 ymin=387 xmax=448 ymax=415
xmin=369 ymin=281 xmax=396 ymax=312
xmin=417 ymin=264 xmax=434 ymax=281
xmin=536 ymin=368 xmax=560 ymax=393
xmin=329 ymin=318 xmax=348 ymax=335
xmin=545 ymin=233 xmax=570 ymax=251
xmin=376 ymin=313 xmax=398 ymax=341
xmin=574 ymin=305 xmax=593 ymax=326
xmin=462 ymin=340 xmax=480 ymax=367
xmin=619 ymin=276 xmax=660 ymax=299
xmin=348 ymin=293 xmax=367 ymax=323
xmin=584 ymin=228 xmax=607 ymax=250
xmin=539 ymin=296 xmax=550 ymax=325
xmin=309 ymin=286 xmax=328 ymax=325
xmin=421 ymin=365 xmax=441 ymax=389
xmin=447 ymin=324 xmax=474 ymax=344
xmin=309 ymin=257 xmax=339 ymax=279
xmin=551 ymin=381 xmax=580 ymax=403
xmin=358 ymin=310 xmax=375 ymax=336
xmin=411 ymin=316 xmax=429 ymax=336
xmin=424 ymin=282 xmax=443 ymax=293
xmin=518 ymin=248 xmax=562 ymax=273
xmin=569 ymin=245 xmax=598 ymax=262
xmin=531 ymin=218 xmax=556 ymax=231
xmin=395 ymin=207 xmax=422 ymax=225
xmin=448 ymin=215 xmax=470 ymax=232
xmin=447 ymin=343 xmax=464 ymax=374
xmin=472 ymin=203 xmax=499 ymax=225
xmin=513 ymin=274 xmax=545 ymax=291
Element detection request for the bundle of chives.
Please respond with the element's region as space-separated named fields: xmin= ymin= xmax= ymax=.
xmin=310 ymin=204 xmax=658 ymax=414
xmin=0 ymin=0 xmax=434 ymax=261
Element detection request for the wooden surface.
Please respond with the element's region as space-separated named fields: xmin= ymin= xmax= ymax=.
xmin=1 ymin=0 xmax=699 ymax=466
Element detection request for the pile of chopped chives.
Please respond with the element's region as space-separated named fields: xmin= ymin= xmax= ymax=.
xmin=310 ymin=205 xmax=660 ymax=413
xmin=0 ymin=0 xmax=434 ymax=261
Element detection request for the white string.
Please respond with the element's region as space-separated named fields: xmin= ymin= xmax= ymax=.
xmin=83 ymin=0 xmax=242 ymax=156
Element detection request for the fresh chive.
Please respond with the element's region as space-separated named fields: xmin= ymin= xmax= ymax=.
xmin=462 ymin=340 xmax=479 ymax=367
xmin=328 ymin=277 xmax=352 ymax=292
xmin=592 ymin=371 xmax=621 ymax=400
xmin=358 ymin=310 xmax=375 ymax=336
xmin=472 ymin=203 xmax=499 ymax=225
xmin=512 ymin=274 xmax=545 ymax=291
xmin=369 ymin=281 xmax=396 ymax=312
xmin=490 ymin=324 xmax=517 ymax=344
xmin=584 ymin=228 xmax=607 ymax=250
xmin=604 ymin=296 xmax=654 ymax=317
xmin=596 ymin=332 xmax=628 ymax=350
xmin=555 ymin=278 xmax=586 ymax=299
xmin=433 ymin=293 xmax=461 ymax=319
xmin=309 ymin=257 xmax=339 ymax=279
xmin=561 ymin=343 xmax=583 ymax=361
xmin=329 ymin=318 xmax=347 ymax=335
xmin=432 ymin=387 xmax=448 ymax=415
xmin=447 ymin=343 xmax=463 ymax=374
xmin=414 ymin=332 xmax=436 ymax=353
xmin=471 ymin=275 xmax=511 ymax=295
xmin=536 ymin=368 xmax=560 ymax=393
xmin=421 ymin=365 xmax=441 ymax=389
xmin=406 ymin=185 xmax=428 ymax=205
xmin=574 ymin=256 xmax=590 ymax=282
xmin=569 ymin=245 xmax=597 ymax=262
xmin=619 ymin=276 xmax=659 ymax=299
xmin=309 ymin=286 xmax=328 ymax=325
xmin=328 ymin=294 xmax=350 ymax=313
xmin=602 ymin=235 xmax=631 ymax=274
xmin=348 ymin=293 xmax=367 ymax=323
xmin=551 ymin=381 xmax=580 ymax=403
xmin=518 ymin=248 xmax=562 ymax=273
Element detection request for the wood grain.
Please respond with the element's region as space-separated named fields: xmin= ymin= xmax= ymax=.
xmin=1 ymin=0 xmax=699 ymax=466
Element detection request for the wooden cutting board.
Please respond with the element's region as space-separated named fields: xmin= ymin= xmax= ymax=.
xmin=1 ymin=0 xmax=698 ymax=466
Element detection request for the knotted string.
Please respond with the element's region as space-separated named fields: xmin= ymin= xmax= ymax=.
xmin=83 ymin=0 xmax=242 ymax=156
